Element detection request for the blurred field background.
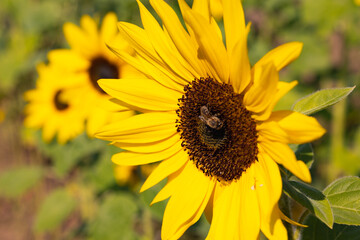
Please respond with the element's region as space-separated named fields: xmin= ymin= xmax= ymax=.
xmin=0 ymin=0 xmax=359 ymax=239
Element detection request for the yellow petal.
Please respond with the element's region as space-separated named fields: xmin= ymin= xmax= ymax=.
xmin=192 ymin=0 xmax=210 ymax=20
xmin=238 ymin=165 xmax=261 ymax=239
xmin=269 ymin=111 xmax=326 ymax=144
xmin=42 ymin=118 xmax=57 ymax=143
xmin=113 ymin=133 xmax=180 ymax=153
xmin=274 ymin=80 xmax=298 ymax=105
xmin=244 ymin=62 xmax=278 ymax=119
xmin=257 ymin=121 xmax=288 ymax=143
xmin=192 ymin=0 xmax=222 ymax=42
xmin=210 ymin=0 xmax=223 ymax=20
xmin=229 ymin=38 xmax=251 ymax=93
xmin=63 ymin=20 xmax=97 ymax=58
xmin=100 ymin=12 xmax=118 ymax=42
xmin=279 ymin=210 xmax=308 ymax=228
xmin=86 ymin=107 xmax=111 ymax=137
xmin=137 ymin=0 xmax=194 ymax=84
xmin=254 ymin=153 xmax=287 ymax=239
xmin=181 ymin=0 xmax=229 ymax=82
xmin=98 ymin=78 xmax=180 ymax=111
xmin=117 ymin=21 xmax=160 ymax=63
xmin=108 ymin=37 xmax=185 ymax=93
xmin=112 ymin=141 xmax=182 ymax=166
xmin=151 ymin=167 xmax=185 ymax=205
xmin=150 ymin=0 xmax=207 ymax=77
xmin=47 ymin=49 xmax=90 ymax=72
xmin=223 ymin=0 xmax=246 ymax=56
xmin=161 ymin=162 xmax=215 ymax=240
xmin=140 ymin=149 xmax=188 ymax=192
xmin=253 ymin=80 xmax=298 ymax=122
xmin=96 ymin=112 xmax=177 ymax=143
xmin=259 ymin=141 xmax=311 ymax=183
xmin=207 ymin=182 xmax=241 ymax=239
xmin=80 ymin=15 xmax=98 ymax=41
xmin=255 ymin=42 xmax=303 ymax=71
xmin=116 ymin=21 xmax=186 ymax=92
xmin=98 ymin=112 xmax=175 ymax=135
xmin=261 ymin=205 xmax=288 ymax=240
xmin=207 ymin=165 xmax=260 ymax=239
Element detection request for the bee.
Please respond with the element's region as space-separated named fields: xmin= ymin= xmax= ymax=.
xmin=199 ymin=105 xmax=223 ymax=130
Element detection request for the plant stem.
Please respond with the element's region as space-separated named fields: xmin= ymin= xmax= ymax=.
xmin=329 ymin=79 xmax=346 ymax=182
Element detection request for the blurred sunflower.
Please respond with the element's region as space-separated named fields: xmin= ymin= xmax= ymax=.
xmin=96 ymin=0 xmax=325 ymax=239
xmin=0 ymin=109 xmax=4 ymax=123
xmin=49 ymin=12 xmax=139 ymax=136
xmin=24 ymin=63 xmax=85 ymax=144
xmin=114 ymin=164 xmax=156 ymax=187
xmin=356 ymin=0 xmax=360 ymax=6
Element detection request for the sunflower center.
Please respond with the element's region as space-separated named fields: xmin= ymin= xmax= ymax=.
xmin=54 ymin=90 xmax=69 ymax=111
xmin=89 ymin=57 xmax=119 ymax=94
xmin=176 ymin=77 xmax=258 ymax=182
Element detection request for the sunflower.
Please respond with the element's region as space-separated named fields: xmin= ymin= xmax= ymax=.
xmin=96 ymin=0 xmax=326 ymax=239
xmin=49 ymin=12 xmax=139 ymax=136
xmin=24 ymin=63 xmax=85 ymax=144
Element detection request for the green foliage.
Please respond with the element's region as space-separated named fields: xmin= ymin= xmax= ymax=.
xmin=36 ymin=133 xmax=105 ymax=177
xmin=34 ymin=188 xmax=77 ymax=233
xmin=139 ymin=180 xmax=167 ymax=221
xmin=283 ymin=180 xmax=334 ymax=228
xmin=292 ymin=87 xmax=356 ymax=115
xmin=302 ymin=215 xmax=360 ymax=240
xmin=292 ymin=143 xmax=314 ymax=169
xmin=323 ymin=176 xmax=360 ymax=225
xmin=88 ymin=192 xmax=139 ymax=240
xmin=0 ymin=166 xmax=43 ymax=198
xmin=81 ymin=145 xmax=119 ymax=192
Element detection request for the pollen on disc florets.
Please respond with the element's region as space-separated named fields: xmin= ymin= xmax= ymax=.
xmin=176 ymin=77 xmax=258 ymax=182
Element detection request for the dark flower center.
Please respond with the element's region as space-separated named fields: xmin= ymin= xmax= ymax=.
xmin=54 ymin=90 xmax=69 ymax=111
xmin=176 ymin=77 xmax=258 ymax=182
xmin=89 ymin=57 xmax=119 ymax=94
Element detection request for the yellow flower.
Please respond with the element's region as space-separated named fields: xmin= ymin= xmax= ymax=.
xmin=114 ymin=164 xmax=156 ymax=186
xmin=24 ymin=63 xmax=85 ymax=144
xmin=50 ymin=13 xmax=139 ymax=136
xmin=96 ymin=0 xmax=326 ymax=239
xmin=356 ymin=0 xmax=360 ymax=6
xmin=114 ymin=165 xmax=138 ymax=185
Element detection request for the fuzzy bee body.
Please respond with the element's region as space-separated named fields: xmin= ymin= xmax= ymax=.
xmin=199 ymin=106 xmax=223 ymax=130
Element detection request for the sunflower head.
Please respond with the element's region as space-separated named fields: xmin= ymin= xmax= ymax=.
xmin=176 ymin=77 xmax=258 ymax=182
xmin=95 ymin=0 xmax=326 ymax=239
xmin=24 ymin=63 xmax=86 ymax=144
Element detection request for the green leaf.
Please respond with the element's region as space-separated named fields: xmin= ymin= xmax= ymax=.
xmin=292 ymin=86 xmax=355 ymax=115
xmin=34 ymin=188 xmax=77 ymax=233
xmin=283 ymin=180 xmax=334 ymax=228
xmin=36 ymin=133 xmax=106 ymax=177
xmin=0 ymin=166 xmax=43 ymax=198
xmin=290 ymin=143 xmax=314 ymax=169
xmin=323 ymin=176 xmax=360 ymax=225
xmin=88 ymin=192 xmax=138 ymax=240
xmin=302 ymin=215 xmax=360 ymax=240
xmin=82 ymin=145 xmax=119 ymax=193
